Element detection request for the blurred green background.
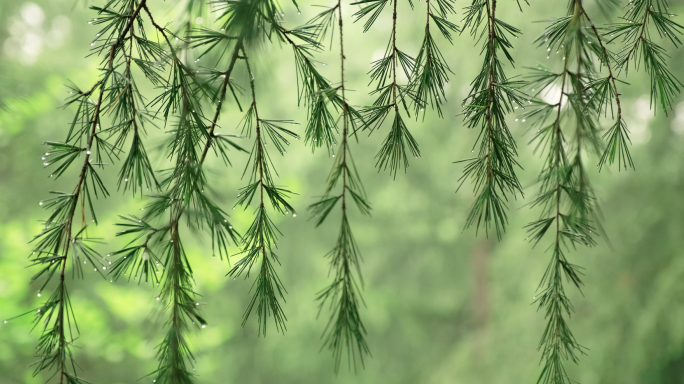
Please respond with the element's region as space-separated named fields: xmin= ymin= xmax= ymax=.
xmin=1 ymin=0 xmax=684 ymax=383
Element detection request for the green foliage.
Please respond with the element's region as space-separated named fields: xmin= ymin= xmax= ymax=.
xmin=520 ymin=1 xmax=627 ymax=382
xmin=6 ymin=0 xmax=684 ymax=383
xmin=228 ymin=49 xmax=298 ymax=336
xmin=457 ymin=0 xmax=526 ymax=239
xmin=353 ymin=0 xmax=455 ymax=177
xmin=289 ymin=1 xmax=375 ymax=371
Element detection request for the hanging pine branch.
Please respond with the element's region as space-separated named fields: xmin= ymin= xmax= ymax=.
xmin=267 ymin=4 xmax=366 ymax=159
xmin=14 ymin=1 xmax=155 ymax=382
xmin=520 ymin=1 xmax=608 ymax=382
xmin=108 ymin=2 xmax=247 ymax=382
xmin=352 ymin=0 xmax=423 ymax=177
xmin=103 ymin=0 xmax=162 ymax=195
xmin=457 ymin=0 xmax=526 ymax=239
xmin=577 ymin=3 xmax=631 ymax=171
xmin=14 ymin=0 xmax=684 ymax=380
xmin=304 ymin=1 xmax=373 ymax=372
xmin=595 ymin=0 xmax=684 ymax=169
xmin=608 ymin=0 xmax=683 ymax=115
xmin=226 ymin=46 xmax=299 ymax=335
xmin=411 ymin=0 xmax=459 ymax=118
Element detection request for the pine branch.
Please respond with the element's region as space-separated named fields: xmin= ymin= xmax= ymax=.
xmin=274 ymin=20 xmax=341 ymax=153
xmin=411 ymin=0 xmax=458 ymax=118
xmin=308 ymin=0 xmax=372 ymax=372
xmin=19 ymin=1 xmax=149 ymax=382
xmin=521 ymin=2 xmax=609 ymax=382
xmin=607 ymin=0 xmax=683 ymax=115
xmin=457 ymin=0 xmax=525 ymax=239
xmin=353 ymin=0 xmax=422 ymax=177
xmin=108 ymin=4 xmax=247 ymax=382
xmin=110 ymin=0 xmax=162 ymax=195
xmin=529 ymin=55 xmax=587 ymax=384
xmin=580 ymin=6 xmax=633 ymax=171
xmin=227 ymin=46 xmax=298 ymax=336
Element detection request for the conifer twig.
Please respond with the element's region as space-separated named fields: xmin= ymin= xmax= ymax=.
xmin=109 ymin=4 xmax=245 ymax=382
xmin=352 ymin=0 xmax=424 ymax=177
xmin=457 ymin=0 xmax=525 ymax=239
xmin=308 ymin=0 xmax=372 ymax=372
xmin=226 ymin=37 xmax=298 ymax=334
xmin=21 ymin=2 xmax=149 ymax=382
xmin=521 ymin=1 xmax=607 ymax=382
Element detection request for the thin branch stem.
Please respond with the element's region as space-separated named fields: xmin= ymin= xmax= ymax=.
xmin=53 ymin=1 xmax=148 ymax=381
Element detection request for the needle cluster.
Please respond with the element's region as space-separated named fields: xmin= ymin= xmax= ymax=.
xmin=297 ymin=1 xmax=374 ymax=372
xmin=457 ymin=0 xmax=526 ymax=239
xmin=20 ymin=1 xmax=157 ymax=382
